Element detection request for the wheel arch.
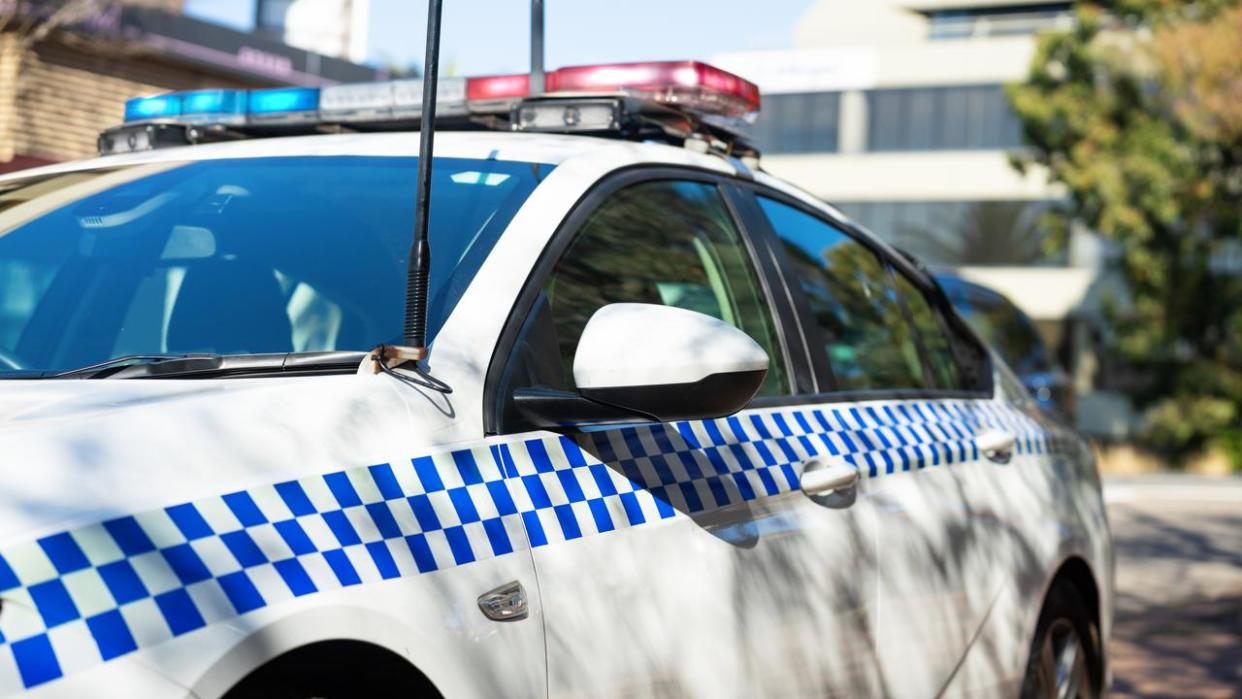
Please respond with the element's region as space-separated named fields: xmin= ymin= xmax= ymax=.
xmin=1037 ymin=555 xmax=1106 ymax=694
xmin=191 ymin=605 xmax=446 ymax=699
xmin=221 ymin=639 xmax=441 ymax=698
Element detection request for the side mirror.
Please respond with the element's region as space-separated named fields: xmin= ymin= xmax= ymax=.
xmin=514 ymin=303 xmax=769 ymax=428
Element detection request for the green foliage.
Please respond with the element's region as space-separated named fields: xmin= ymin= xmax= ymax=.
xmin=1218 ymin=428 xmax=1242 ymax=472
xmin=1008 ymin=1 xmax=1242 ymax=464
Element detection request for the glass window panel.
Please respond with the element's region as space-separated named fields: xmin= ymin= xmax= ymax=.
xmin=867 ymin=90 xmax=905 ymax=151
xmin=758 ymin=197 xmax=927 ymax=392
xmin=748 ymin=92 xmax=840 ymax=154
xmin=865 ymin=84 xmax=1024 ymax=151
xmin=893 ymin=272 xmax=965 ymax=389
xmin=540 ymin=181 xmax=788 ymax=396
xmin=833 ymin=199 xmax=1066 ymax=267
xmin=907 ymin=88 xmax=936 ymax=150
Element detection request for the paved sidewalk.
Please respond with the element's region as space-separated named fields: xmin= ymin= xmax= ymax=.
xmin=1104 ymin=476 xmax=1242 ymax=698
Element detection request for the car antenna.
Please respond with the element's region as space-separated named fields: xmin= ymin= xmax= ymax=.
xmin=369 ymin=0 xmax=452 ymax=394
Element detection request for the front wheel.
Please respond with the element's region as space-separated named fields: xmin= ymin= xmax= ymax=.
xmin=1020 ymin=582 xmax=1099 ymax=699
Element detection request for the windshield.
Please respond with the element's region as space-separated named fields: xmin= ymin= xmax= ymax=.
xmin=0 ymin=156 xmax=550 ymax=377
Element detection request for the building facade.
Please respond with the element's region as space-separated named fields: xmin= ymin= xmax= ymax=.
xmin=255 ymin=0 xmax=370 ymax=64
xmin=714 ymin=0 xmax=1121 ymax=432
xmin=0 ymin=0 xmax=381 ymax=172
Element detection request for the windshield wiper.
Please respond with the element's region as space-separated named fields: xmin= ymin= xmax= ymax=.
xmin=49 ymin=354 xmax=200 ymax=379
xmin=49 ymin=352 xmax=367 ymax=379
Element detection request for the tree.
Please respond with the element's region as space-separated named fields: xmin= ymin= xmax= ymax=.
xmin=1007 ymin=0 xmax=1242 ymax=466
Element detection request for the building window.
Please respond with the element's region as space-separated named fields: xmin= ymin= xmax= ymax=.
xmin=866 ymin=84 xmax=1023 ymax=151
xmin=834 ymin=200 xmax=1065 ymax=266
xmin=926 ymin=3 xmax=1074 ymax=40
xmin=746 ymin=92 xmax=841 ymax=155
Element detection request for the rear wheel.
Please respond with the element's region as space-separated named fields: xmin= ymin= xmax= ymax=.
xmin=1020 ymin=582 xmax=1099 ymax=699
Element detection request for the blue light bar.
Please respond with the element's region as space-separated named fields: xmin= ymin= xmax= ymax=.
xmin=124 ymin=94 xmax=181 ymax=123
xmin=247 ymin=87 xmax=320 ymax=123
xmin=179 ymin=89 xmax=246 ymax=124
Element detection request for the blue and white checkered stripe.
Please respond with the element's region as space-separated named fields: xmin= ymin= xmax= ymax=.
xmin=0 ymin=398 xmax=1050 ymax=693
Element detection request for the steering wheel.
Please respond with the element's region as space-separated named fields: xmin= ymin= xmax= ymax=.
xmin=0 ymin=349 xmax=26 ymax=371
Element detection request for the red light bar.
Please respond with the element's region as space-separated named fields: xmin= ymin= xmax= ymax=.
xmin=464 ymin=61 xmax=760 ymax=118
xmin=548 ymin=60 xmax=760 ymax=118
xmin=466 ymin=74 xmax=530 ymax=101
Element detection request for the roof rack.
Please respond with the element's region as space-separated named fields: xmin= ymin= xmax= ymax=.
xmin=98 ymin=61 xmax=762 ymax=161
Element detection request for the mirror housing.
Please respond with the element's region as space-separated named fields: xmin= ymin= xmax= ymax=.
xmin=514 ymin=303 xmax=769 ymax=428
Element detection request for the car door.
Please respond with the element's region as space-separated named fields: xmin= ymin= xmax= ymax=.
xmin=750 ymin=192 xmax=1003 ymax=698
xmin=485 ymin=173 xmax=884 ymax=697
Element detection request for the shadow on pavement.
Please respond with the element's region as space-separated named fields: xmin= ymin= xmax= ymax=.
xmin=1106 ymin=486 xmax=1242 ymax=698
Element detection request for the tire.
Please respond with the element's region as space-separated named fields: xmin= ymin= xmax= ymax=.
xmin=1020 ymin=582 xmax=1100 ymax=699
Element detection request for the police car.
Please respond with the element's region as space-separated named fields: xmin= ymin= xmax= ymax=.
xmin=0 ymin=59 xmax=1111 ymax=698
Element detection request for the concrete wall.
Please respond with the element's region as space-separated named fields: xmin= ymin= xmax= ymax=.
xmin=761 ymin=151 xmax=1057 ymax=203
xmin=794 ymin=0 xmax=1068 ymax=49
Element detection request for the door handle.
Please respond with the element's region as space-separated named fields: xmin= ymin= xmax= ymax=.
xmin=800 ymin=460 xmax=860 ymax=497
xmin=976 ymin=428 xmax=1016 ymax=464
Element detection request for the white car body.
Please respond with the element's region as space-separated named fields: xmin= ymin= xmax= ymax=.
xmin=0 ymin=131 xmax=1113 ymax=698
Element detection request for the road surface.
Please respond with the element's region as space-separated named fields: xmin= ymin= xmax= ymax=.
xmin=1104 ymin=475 xmax=1242 ymax=698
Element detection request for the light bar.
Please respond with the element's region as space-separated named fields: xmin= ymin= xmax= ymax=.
xmin=466 ymin=74 xmax=530 ymax=102
xmin=320 ymin=78 xmax=467 ymax=122
xmin=179 ymin=89 xmax=246 ymax=125
xmin=124 ymin=94 xmax=181 ymax=122
xmin=99 ymin=123 xmax=194 ymax=156
xmin=106 ymin=59 xmax=763 ymax=154
xmin=549 ymin=61 xmax=760 ymax=118
xmin=514 ymin=98 xmax=623 ymax=133
xmin=247 ymin=87 xmax=320 ymax=124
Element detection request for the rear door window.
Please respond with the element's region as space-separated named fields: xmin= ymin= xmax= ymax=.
xmin=757 ymin=196 xmax=927 ymax=392
xmin=891 ymin=271 xmax=964 ymax=389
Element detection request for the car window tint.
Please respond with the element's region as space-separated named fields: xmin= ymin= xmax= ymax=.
xmin=543 ymin=180 xmax=788 ymax=396
xmin=892 ymin=271 xmax=964 ymax=389
xmin=757 ymin=196 xmax=927 ymax=392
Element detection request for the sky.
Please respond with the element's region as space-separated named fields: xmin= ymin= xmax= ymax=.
xmin=182 ymin=0 xmax=816 ymax=75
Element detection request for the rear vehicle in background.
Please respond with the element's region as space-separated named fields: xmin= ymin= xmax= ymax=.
xmin=936 ymin=272 xmax=1076 ymax=420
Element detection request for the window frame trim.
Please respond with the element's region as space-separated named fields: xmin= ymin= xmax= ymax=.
xmin=482 ymin=165 xmax=809 ymax=436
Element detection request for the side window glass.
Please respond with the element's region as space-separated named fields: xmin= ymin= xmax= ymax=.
xmin=892 ymin=272 xmax=964 ymax=389
xmin=544 ymin=180 xmax=787 ymax=396
xmin=757 ymin=196 xmax=927 ymax=392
